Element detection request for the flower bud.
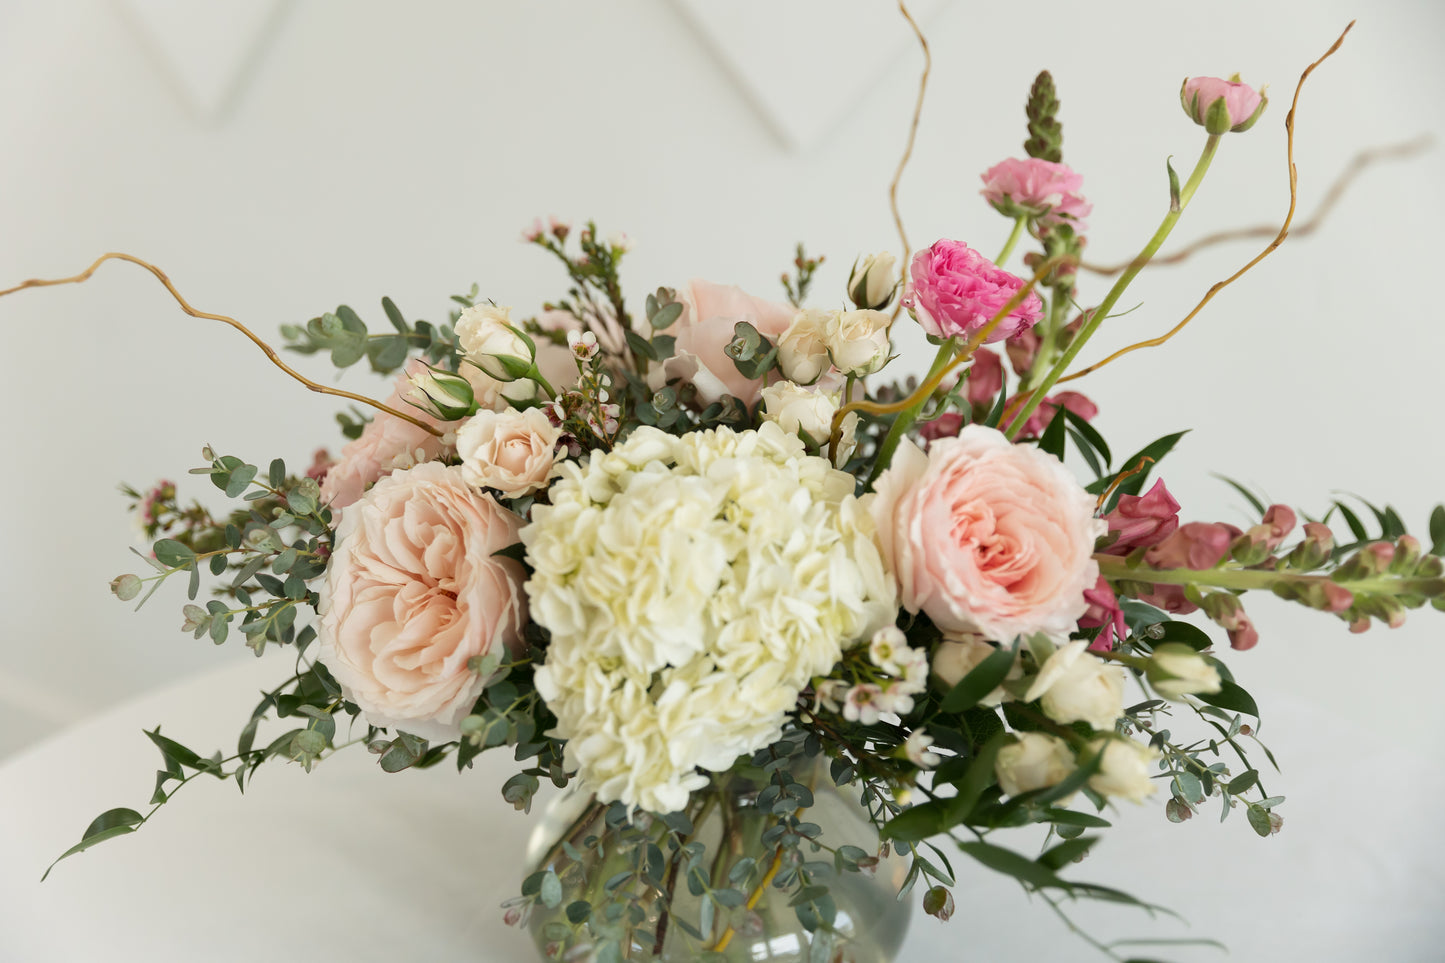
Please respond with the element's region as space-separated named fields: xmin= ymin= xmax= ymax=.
xmin=1390 ymin=534 xmax=1423 ymax=574
xmin=1198 ymin=591 xmax=1258 ymax=650
xmin=455 ymin=304 xmax=536 ymax=382
xmin=1285 ymin=522 xmax=1334 ymax=571
xmin=1084 ymin=737 xmax=1159 ymax=803
xmin=848 ymin=252 xmax=898 ymax=311
xmin=406 ymin=365 xmax=477 ymax=421
xmin=994 ymin=732 xmax=1076 ymax=797
xmin=1146 ymin=643 xmax=1222 ymax=699
xmin=110 ymin=573 xmax=142 ymax=601
xmin=1144 ymin=521 xmax=1236 ymax=570
xmin=1180 ymin=75 xmax=1268 ymax=134
xmin=1355 ymin=593 xmax=1408 ymax=629
xmin=1101 ymin=479 xmax=1180 ymax=555
xmin=776 ymin=309 xmax=832 ymax=385
xmin=823 ymin=309 xmax=892 ymax=377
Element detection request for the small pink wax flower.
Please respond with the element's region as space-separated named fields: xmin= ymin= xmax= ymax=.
xmin=1180 ymin=76 xmax=1267 ymax=134
xmin=903 ymin=241 xmax=1044 ymax=343
xmin=980 ymin=158 xmax=1092 ymax=231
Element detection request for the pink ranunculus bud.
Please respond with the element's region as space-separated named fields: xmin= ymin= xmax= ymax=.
xmin=1102 ymin=479 xmax=1180 ymax=555
xmin=917 ymin=412 xmax=964 ymax=447
xmin=1180 ymin=76 xmax=1268 ymax=134
xmin=980 ymin=158 xmax=1093 ymax=232
xmin=965 ymin=346 xmax=1004 ymax=410
xmin=1145 ymin=521 xmax=1236 ymax=571
xmin=1078 ymin=575 xmax=1127 ymax=651
xmin=902 ymin=240 xmax=1044 ymax=343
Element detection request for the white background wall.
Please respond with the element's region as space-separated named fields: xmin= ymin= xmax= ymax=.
xmin=0 ymin=0 xmax=1442 ymax=956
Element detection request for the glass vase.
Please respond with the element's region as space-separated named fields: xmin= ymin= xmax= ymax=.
xmin=521 ymin=757 xmax=912 ymax=962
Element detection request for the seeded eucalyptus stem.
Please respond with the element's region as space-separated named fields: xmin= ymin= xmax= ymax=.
xmin=1005 ymin=134 xmax=1222 ymax=438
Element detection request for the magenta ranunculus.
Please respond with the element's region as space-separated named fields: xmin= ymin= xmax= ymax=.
xmin=1180 ymin=76 xmax=1267 ymax=134
xmin=871 ymin=426 xmax=1104 ymax=643
xmin=903 ymin=240 xmax=1044 ymax=342
xmin=980 ymin=158 xmax=1092 ymax=231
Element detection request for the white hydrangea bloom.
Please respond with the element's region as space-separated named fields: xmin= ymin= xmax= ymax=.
xmin=523 ymin=422 xmax=898 ymax=812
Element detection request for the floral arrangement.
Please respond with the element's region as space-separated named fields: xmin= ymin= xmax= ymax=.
xmin=15 ymin=18 xmax=1444 ymax=963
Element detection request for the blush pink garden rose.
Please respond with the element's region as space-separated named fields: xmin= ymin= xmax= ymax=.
xmin=319 ymin=366 xmax=449 ymax=510
xmin=980 ymin=158 xmax=1093 ymax=231
xmin=456 ymin=406 xmax=563 ymax=498
xmin=872 ymin=425 xmax=1105 ymax=642
xmin=317 ymin=461 xmax=527 ymax=742
xmin=902 ymin=240 xmax=1044 ymax=343
xmin=656 ymin=279 xmax=796 ymax=405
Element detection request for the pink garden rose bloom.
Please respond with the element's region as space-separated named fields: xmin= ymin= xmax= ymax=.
xmin=903 ymin=240 xmax=1044 ymax=343
xmin=1180 ymin=76 xmax=1267 ymax=134
xmin=872 ymin=426 xmax=1104 ymax=642
xmin=1101 ymin=479 xmax=1180 ymax=555
xmin=656 ymin=279 xmax=796 ymax=405
xmin=320 ymin=367 xmax=449 ymax=510
xmin=980 ymin=158 xmax=1092 ymax=231
xmin=317 ymin=462 xmax=527 ymax=742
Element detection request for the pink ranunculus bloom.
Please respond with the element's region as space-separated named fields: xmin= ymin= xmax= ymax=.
xmin=1102 ymin=479 xmax=1181 ymax=555
xmin=317 ymin=462 xmax=527 ymax=742
xmin=1078 ymin=575 xmax=1127 ymax=652
xmin=1180 ymin=76 xmax=1267 ymax=134
xmin=980 ymin=158 xmax=1093 ymax=231
xmin=1144 ymin=521 xmax=1237 ymax=571
xmin=872 ymin=426 xmax=1105 ymax=643
xmin=654 ymin=279 xmax=796 ymax=406
xmin=319 ymin=366 xmax=449 ymax=511
xmin=902 ymin=241 xmax=1044 ymax=343
xmin=1010 ymin=390 xmax=1098 ymax=440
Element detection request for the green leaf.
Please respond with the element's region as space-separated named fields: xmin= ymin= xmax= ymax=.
xmin=1038 ymin=405 xmax=1068 ymax=461
xmin=649 ymin=301 xmax=683 ymax=330
xmin=224 ymin=464 xmax=258 ymax=499
xmin=1063 ymin=406 xmax=1110 ymax=467
xmin=878 ymin=799 xmax=950 ymax=842
xmin=43 ymin=808 xmax=144 ymax=880
xmin=1196 ymin=679 xmax=1259 ymax=718
xmin=368 ymin=336 xmax=410 ymax=374
xmin=539 ymin=869 xmax=563 ymax=909
xmin=152 ymin=538 xmax=194 ymax=567
xmin=381 ymin=296 xmax=408 ymax=333
xmin=145 ymin=729 xmax=204 ymax=771
xmin=1430 ymin=505 xmax=1445 ymax=557
xmin=268 ymin=458 xmax=286 ymax=489
xmin=1227 ymin=769 xmax=1259 ymax=794
xmin=950 ymin=731 xmax=1007 ymax=822
xmin=1038 ymin=835 xmax=1097 ymax=871
xmin=1042 ymin=809 xmax=1112 ymax=829
xmin=939 ymin=645 xmax=1015 ymax=714
xmin=956 ymin=840 xmax=1066 ymax=889
xmin=1154 ymin=620 xmax=1214 ymax=651
xmin=1334 ymin=501 xmax=1368 ymax=542
xmin=1068 ymin=428 xmax=1102 ymax=478
xmin=1214 ymin=474 xmax=1266 ymax=517
xmin=1246 ymin=805 xmax=1273 ymax=837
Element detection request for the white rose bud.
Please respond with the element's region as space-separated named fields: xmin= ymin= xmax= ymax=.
xmin=848 ymin=252 xmax=898 ymax=311
xmin=823 ymin=309 xmax=892 ymax=377
xmin=994 ymin=732 xmax=1077 ymax=797
xmin=406 ymin=365 xmax=476 ymax=421
xmin=1086 ymin=737 xmax=1159 ymax=803
xmin=930 ymin=633 xmax=1017 ymax=707
xmin=776 ymin=309 xmax=832 ymax=385
xmin=454 ymin=304 xmax=535 ymax=382
xmin=1023 ymin=639 xmax=1125 ymax=732
xmin=1146 ymin=643 xmax=1223 ymax=700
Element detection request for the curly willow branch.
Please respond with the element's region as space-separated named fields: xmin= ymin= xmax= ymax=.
xmin=888 ymin=0 xmax=931 ymax=326
xmin=1058 ymin=21 xmax=1356 ymax=385
xmin=0 ymin=252 xmax=444 ymax=436
xmin=1081 ymin=135 xmax=1429 ymax=277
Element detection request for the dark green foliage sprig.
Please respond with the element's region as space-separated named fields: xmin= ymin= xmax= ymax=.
xmin=1024 ymin=70 xmax=1064 ymax=163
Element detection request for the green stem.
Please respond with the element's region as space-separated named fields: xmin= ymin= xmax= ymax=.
xmin=994 ymin=216 xmax=1028 ymax=266
xmin=865 ymin=339 xmax=956 ymax=487
xmin=1023 ymin=285 xmax=1071 ymax=393
xmin=1005 ymin=134 xmax=1222 ymax=438
xmin=1096 ymin=553 xmax=1442 ymax=597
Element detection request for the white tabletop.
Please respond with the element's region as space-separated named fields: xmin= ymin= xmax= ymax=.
xmin=2 ymin=657 xmax=1442 ymax=962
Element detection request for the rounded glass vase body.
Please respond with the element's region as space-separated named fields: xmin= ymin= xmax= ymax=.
xmin=522 ymin=759 xmax=912 ymax=962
